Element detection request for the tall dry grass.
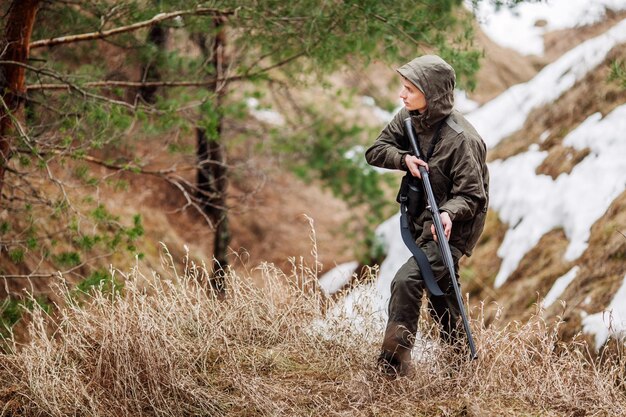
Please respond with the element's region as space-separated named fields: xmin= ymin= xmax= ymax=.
xmin=1 ymin=246 xmax=625 ymax=416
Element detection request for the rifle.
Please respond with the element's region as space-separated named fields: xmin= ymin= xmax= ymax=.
xmin=403 ymin=117 xmax=477 ymax=359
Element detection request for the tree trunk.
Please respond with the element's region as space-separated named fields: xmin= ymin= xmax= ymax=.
xmin=0 ymin=0 xmax=41 ymax=200
xmin=138 ymin=23 xmax=168 ymax=104
xmin=195 ymin=16 xmax=230 ymax=294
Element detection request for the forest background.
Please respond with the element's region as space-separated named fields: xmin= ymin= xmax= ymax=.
xmin=2 ymin=0 xmax=626 ymax=415
xmin=0 ymin=0 xmax=487 ymax=316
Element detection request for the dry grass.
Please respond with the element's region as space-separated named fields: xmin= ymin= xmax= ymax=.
xmin=1 ymin=247 xmax=625 ymax=417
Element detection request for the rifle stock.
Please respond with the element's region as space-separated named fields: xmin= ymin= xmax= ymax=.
xmin=403 ymin=117 xmax=477 ymax=359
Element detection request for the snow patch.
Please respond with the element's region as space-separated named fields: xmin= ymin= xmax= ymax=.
xmin=470 ymin=0 xmax=626 ymax=56
xmin=246 ymin=97 xmax=285 ymax=126
xmin=583 ymin=273 xmax=626 ymax=350
xmin=360 ymin=96 xmax=398 ymax=124
xmin=467 ymin=18 xmax=626 ymax=148
xmin=315 ymin=213 xmax=410 ymax=337
xmin=372 ymin=212 xmax=412 ymax=303
xmin=318 ymin=261 xmax=358 ymax=295
xmin=454 ymin=89 xmax=479 ymax=114
xmin=344 ymin=145 xmax=365 ymax=161
xmin=542 ymin=266 xmax=580 ymax=308
xmin=491 ymin=106 xmax=626 ymax=286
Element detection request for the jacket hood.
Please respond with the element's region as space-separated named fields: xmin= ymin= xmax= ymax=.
xmin=397 ymin=55 xmax=455 ymax=131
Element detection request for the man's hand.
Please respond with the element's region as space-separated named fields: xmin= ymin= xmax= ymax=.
xmin=404 ymin=154 xmax=428 ymax=179
xmin=431 ymin=211 xmax=452 ymax=242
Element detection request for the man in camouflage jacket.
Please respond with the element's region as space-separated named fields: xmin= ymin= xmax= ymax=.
xmin=365 ymin=55 xmax=489 ymax=376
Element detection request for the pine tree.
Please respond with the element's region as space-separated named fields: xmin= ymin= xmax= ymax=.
xmin=1 ymin=0 xmax=482 ymax=285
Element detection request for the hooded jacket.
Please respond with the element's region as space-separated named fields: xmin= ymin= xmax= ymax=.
xmin=365 ymin=55 xmax=489 ymax=256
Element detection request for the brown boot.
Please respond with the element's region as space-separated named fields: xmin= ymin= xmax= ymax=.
xmin=377 ymin=349 xmax=413 ymax=378
xmin=378 ymin=323 xmax=414 ymax=378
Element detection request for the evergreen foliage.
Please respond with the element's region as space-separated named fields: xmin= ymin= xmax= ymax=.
xmin=609 ymin=60 xmax=626 ymax=89
xmin=0 ymin=296 xmax=50 ymax=340
xmin=1 ymin=0 xmax=483 ymax=289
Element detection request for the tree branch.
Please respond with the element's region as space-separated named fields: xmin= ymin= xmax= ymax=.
xmin=351 ymin=4 xmax=430 ymax=49
xmin=22 ymin=49 xmax=307 ymax=92
xmin=26 ymin=79 xmax=222 ymax=91
xmin=30 ymin=7 xmax=237 ymax=49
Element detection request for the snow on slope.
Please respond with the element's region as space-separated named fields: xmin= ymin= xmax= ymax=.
xmin=542 ymin=266 xmax=580 ymax=308
xmin=583 ymin=273 xmax=626 ymax=350
xmin=471 ymin=0 xmax=626 ymax=56
xmin=318 ymin=261 xmax=358 ymax=295
xmin=466 ymin=17 xmax=626 ymax=148
xmin=321 ymin=9 xmax=626 ymax=346
xmin=491 ymin=106 xmax=626 ymax=287
xmin=370 ymin=17 xmax=626 ymax=293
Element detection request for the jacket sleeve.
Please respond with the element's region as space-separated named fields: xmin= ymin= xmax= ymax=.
xmin=439 ymin=136 xmax=488 ymax=221
xmin=365 ymin=110 xmax=410 ymax=170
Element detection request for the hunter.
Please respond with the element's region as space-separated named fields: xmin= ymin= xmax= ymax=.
xmin=365 ymin=55 xmax=489 ymax=376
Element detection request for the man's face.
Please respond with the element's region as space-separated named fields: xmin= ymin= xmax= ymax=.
xmin=399 ymin=78 xmax=427 ymax=112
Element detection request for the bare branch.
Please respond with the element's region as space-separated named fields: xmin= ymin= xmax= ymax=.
xmin=1 ymin=60 xmax=143 ymax=110
xmin=74 ymin=153 xmax=181 ymax=177
xmin=26 ymin=79 xmax=221 ymax=91
xmin=351 ymin=4 xmax=430 ymax=49
xmin=23 ymin=49 xmax=307 ymax=92
xmin=30 ymin=7 xmax=237 ymax=49
xmin=18 ymin=148 xmax=232 ymax=227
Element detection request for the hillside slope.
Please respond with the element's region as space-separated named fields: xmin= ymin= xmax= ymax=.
xmin=469 ymin=19 xmax=626 ymax=348
xmin=322 ymin=10 xmax=626 ymax=353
